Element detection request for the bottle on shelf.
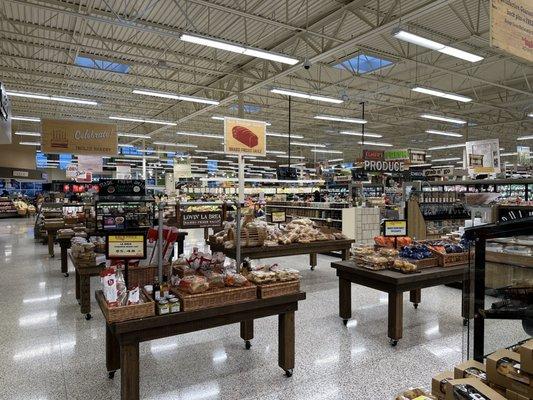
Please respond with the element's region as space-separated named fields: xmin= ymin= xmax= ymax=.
xmin=153 ymin=277 xmax=161 ymax=301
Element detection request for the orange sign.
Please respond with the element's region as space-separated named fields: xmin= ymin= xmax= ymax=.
xmin=42 ymin=119 xmax=118 ymax=155
xmin=224 ymin=117 xmax=266 ymax=156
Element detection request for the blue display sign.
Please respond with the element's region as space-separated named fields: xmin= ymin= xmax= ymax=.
xmin=59 ymin=154 xmax=72 ymax=170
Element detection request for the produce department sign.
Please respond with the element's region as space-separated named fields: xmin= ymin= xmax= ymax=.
xmin=224 ymin=117 xmax=266 ymax=156
xmin=180 ymin=211 xmax=222 ymax=229
xmin=490 ymin=0 xmax=533 ymax=62
xmin=42 ymin=119 xmax=118 ymax=156
xmin=106 ymin=233 xmax=146 ymax=259
xmin=363 ymin=159 xmax=405 ymax=172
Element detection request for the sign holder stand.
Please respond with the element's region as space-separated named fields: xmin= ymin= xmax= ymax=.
xmin=157 ymin=202 xmax=164 ymax=282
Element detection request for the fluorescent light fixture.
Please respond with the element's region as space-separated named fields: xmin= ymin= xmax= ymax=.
xmin=266 ymin=150 xmax=286 ymax=155
xmin=276 ymin=155 xmax=306 ymax=159
xmin=412 ymin=87 xmax=472 ymax=103
xmin=266 ymin=132 xmax=304 ymax=139
xmin=311 ymin=149 xmax=343 ymax=154
xmin=176 ymin=131 xmax=223 ymax=139
xmin=118 ymin=133 xmax=151 ymax=139
xmin=432 ymin=157 xmax=461 ymax=162
xmin=190 ymin=156 xmax=208 ymax=159
xmin=291 ymin=141 xmax=326 ymax=148
xmin=212 ymin=116 xmax=271 ymax=126
xmin=11 ymin=116 xmax=41 ymax=122
xmin=328 ymin=158 xmax=344 ymax=163
xmin=19 ymin=141 xmax=41 ymax=146
xmin=271 ymin=88 xmax=343 ymax=104
xmin=431 ymin=164 xmax=454 ymax=168
xmin=195 ymin=150 xmax=226 ymax=155
xmin=118 ymin=144 xmax=134 ymax=148
xmin=339 ymin=131 xmax=382 ymax=138
xmin=501 ymin=152 xmax=518 ymax=157
xmin=517 ymin=135 xmax=533 ymax=140
xmin=153 ymin=141 xmax=198 ymax=148
xmin=357 ymin=141 xmax=393 ymax=147
xmin=15 ymin=131 xmax=41 ymax=137
xmin=109 ymin=116 xmax=177 ymax=126
xmin=427 ymin=143 xmax=466 ymax=151
xmin=252 ymin=159 xmax=278 ymax=163
xmin=314 ymin=115 xmax=367 ymax=124
xmin=426 ymin=129 xmax=463 ymax=137
xmin=393 ymin=30 xmax=483 ymax=62
xmin=528 ymin=113 xmax=533 ymax=118
xmin=420 ymin=114 xmax=467 ymax=124
xmin=132 ymin=89 xmax=219 ymax=105
xmin=6 ymin=90 xmax=97 ymax=105
xmin=180 ymin=33 xmax=298 ymax=65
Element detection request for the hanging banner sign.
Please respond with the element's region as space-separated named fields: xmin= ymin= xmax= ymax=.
xmin=363 ymin=149 xmax=384 ymax=160
xmin=41 ymin=119 xmax=118 ymax=156
xmin=78 ymin=155 xmax=103 ymax=172
xmin=384 ymin=149 xmax=410 ymax=160
xmin=363 ymin=159 xmax=405 ymax=172
xmin=98 ymin=179 xmax=145 ymax=196
xmin=490 ymin=0 xmax=533 ymax=62
xmin=384 ymin=220 xmax=407 ymax=237
xmin=179 ymin=211 xmax=223 ymax=229
xmin=423 ymin=167 xmax=455 ymax=177
xmin=465 ymin=139 xmax=500 ymax=175
xmin=106 ymin=233 xmax=146 ymax=259
xmin=173 ymin=158 xmax=192 ymax=179
xmin=224 ymin=117 xmax=266 ymax=156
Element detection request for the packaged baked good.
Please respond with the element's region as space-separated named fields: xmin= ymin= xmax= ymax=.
xmin=247 ymin=271 xmax=276 ymax=284
xmin=178 ymin=275 xmax=209 ymax=294
xmin=203 ymin=271 xmax=225 ymax=288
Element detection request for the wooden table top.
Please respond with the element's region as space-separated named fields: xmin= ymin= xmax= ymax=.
xmin=209 ymin=239 xmax=354 ymax=257
xmin=96 ymin=290 xmax=306 ymax=334
xmin=68 ymin=250 xmax=106 ymax=273
xmin=331 ymin=260 xmax=468 ymax=286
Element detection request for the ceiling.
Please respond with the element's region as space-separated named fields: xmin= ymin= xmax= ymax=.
xmin=1 ymin=0 xmax=532 ymax=173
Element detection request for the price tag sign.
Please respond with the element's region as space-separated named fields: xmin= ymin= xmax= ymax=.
xmin=271 ymin=211 xmax=286 ymax=223
xmin=384 ymin=220 xmax=407 ymax=237
xmin=106 ymin=233 xmax=146 ymax=259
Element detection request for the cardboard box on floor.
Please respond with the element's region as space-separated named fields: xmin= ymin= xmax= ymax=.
xmin=506 ymin=388 xmax=529 ymax=400
xmin=445 ymin=378 xmax=506 ymax=400
xmin=486 ymin=349 xmax=533 ymax=399
xmin=454 ymin=360 xmax=488 ymax=384
xmin=432 ymin=371 xmax=453 ymax=400
xmin=518 ymin=339 xmax=533 ymax=376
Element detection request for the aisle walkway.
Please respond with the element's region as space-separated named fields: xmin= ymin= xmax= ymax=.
xmin=0 ymin=219 xmax=525 ymax=400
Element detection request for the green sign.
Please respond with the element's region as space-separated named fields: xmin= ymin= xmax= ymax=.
xmin=384 ymin=149 xmax=409 ymax=160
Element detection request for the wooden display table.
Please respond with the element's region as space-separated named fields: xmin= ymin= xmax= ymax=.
xmin=209 ymin=239 xmax=354 ymax=270
xmin=57 ymin=237 xmax=72 ymax=277
xmin=69 ymin=251 xmax=106 ymax=320
xmin=45 ymin=227 xmax=61 ymax=257
xmin=331 ymin=261 xmax=469 ymax=346
xmin=97 ymin=291 xmax=306 ymax=400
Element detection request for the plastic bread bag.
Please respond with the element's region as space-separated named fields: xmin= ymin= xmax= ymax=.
xmin=178 ymin=275 xmax=209 ymax=294
xmin=127 ymin=286 xmax=140 ymax=305
xmin=203 ymin=271 xmax=225 ymax=288
xmin=115 ymin=268 xmax=127 ymax=298
xmin=224 ymin=272 xmax=249 ymax=287
xmin=100 ymin=267 xmax=118 ymax=306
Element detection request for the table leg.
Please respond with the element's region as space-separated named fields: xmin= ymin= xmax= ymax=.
xmin=60 ymin=244 xmax=68 ymax=276
xmin=48 ymin=232 xmax=55 ymax=257
xmin=309 ymin=253 xmax=317 ymax=270
xmin=341 ymin=248 xmax=349 ymax=260
xmin=203 ymin=227 xmax=209 ymax=241
xmin=120 ymin=341 xmax=139 ymax=400
xmin=80 ymin=274 xmax=92 ymax=319
xmin=462 ymin=269 xmax=474 ymax=323
xmin=177 ymin=237 xmax=184 ymax=256
xmin=278 ymin=311 xmax=295 ymax=377
xmin=240 ymin=320 xmax=254 ymax=349
xmin=106 ymin=324 xmax=120 ymax=377
xmin=388 ymin=292 xmax=403 ymax=345
xmin=339 ymin=277 xmax=352 ymax=325
xmin=75 ymin=269 xmax=80 ymax=302
xmin=409 ymin=289 xmax=421 ymax=309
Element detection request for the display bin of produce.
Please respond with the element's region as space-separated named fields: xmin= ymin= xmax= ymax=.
xmin=257 ymin=280 xmax=300 ymax=299
xmin=97 ymin=288 xmax=155 ymax=323
xmin=171 ymin=285 xmax=257 ymax=311
xmin=421 ymin=240 xmax=473 ymax=267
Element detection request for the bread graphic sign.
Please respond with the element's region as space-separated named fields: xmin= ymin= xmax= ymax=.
xmin=232 ymin=125 xmax=258 ymax=148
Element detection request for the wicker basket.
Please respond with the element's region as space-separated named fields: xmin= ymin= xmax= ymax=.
xmin=228 ymin=226 xmax=267 ymax=247
xmin=172 ymin=285 xmax=257 ymax=311
xmin=429 ymin=248 xmax=471 ymax=267
xmin=99 ymin=289 xmax=155 ymax=323
xmin=257 ymin=280 xmax=300 ymax=299
xmin=404 ymin=257 xmax=438 ymax=270
xmin=127 ymin=263 xmax=171 ymax=286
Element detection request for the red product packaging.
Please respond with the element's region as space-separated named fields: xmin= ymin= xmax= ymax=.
xmin=232 ymin=126 xmax=258 ymax=148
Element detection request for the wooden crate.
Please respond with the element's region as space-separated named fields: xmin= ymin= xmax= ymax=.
xmin=405 ymin=257 xmax=438 ymax=270
xmin=257 ymin=280 xmax=300 ymax=299
xmin=99 ymin=289 xmax=155 ymax=323
xmin=429 ymin=249 xmax=472 ymax=267
xmin=172 ymin=285 xmax=257 ymax=311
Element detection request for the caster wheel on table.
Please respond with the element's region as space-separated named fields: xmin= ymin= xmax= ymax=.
xmin=342 ymin=319 xmax=348 ymax=326
xmin=108 ymin=371 xmax=116 ymax=379
xmin=64 ymin=273 xmax=69 ymax=277
xmin=50 ymin=254 xmax=55 ymax=258
xmin=413 ymin=303 xmax=418 ymax=309
xmin=285 ymin=369 xmax=293 ymax=377
xmin=85 ymin=313 xmax=92 ymax=320
xmin=310 ymin=266 xmax=315 ymax=271
xmin=389 ymin=339 xmax=398 ymax=347
xmin=463 ymin=318 xmax=468 ymax=326
xmin=245 ymin=340 xmax=251 ymax=350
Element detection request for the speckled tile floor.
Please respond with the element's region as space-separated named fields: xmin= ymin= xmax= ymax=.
xmin=0 ymin=218 xmax=528 ymax=400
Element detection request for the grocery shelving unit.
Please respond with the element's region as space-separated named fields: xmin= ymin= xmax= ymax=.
xmin=423 ymin=178 xmax=533 ymax=201
xmin=265 ymin=201 xmax=349 ymax=229
xmin=95 ymin=197 xmax=155 ymax=232
xmin=0 ymin=197 xmax=18 ymax=219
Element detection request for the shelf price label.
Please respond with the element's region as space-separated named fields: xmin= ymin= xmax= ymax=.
xmin=383 ymin=220 xmax=407 ymax=237
xmin=106 ymin=233 xmax=146 ymax=259
xmin=271 ymin=211 xmax=286 ymax=223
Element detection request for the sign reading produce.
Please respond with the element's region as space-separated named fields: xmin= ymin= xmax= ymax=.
xmin=224 ymin=117 xmax=266 ymax=156
xmin=42 ymin=119 xmax=118 ymax=156
xmin=363 ymin=159 xmax=405 ymax=172
xmin=180 ymin=211 xmax=222 ymax=229
xmin=106 ymin=233 xmax=146 ymax=259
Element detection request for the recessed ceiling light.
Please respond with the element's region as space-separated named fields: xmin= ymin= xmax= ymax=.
xmin=314 ymin=115 xmax=367 ymax=124
xmin=412 ymin=87 xmax=472 ymax=103
xmin=109 ymin=116 xmax=177 ymax=126
xmin=271 ymin=88 xmax=343 ymax=104
xmin=426 ymin=129 xmax=463 ymax=137
xmin=132 ymin=89 xmax=219 ymax=105
xmin=339 ymin=131 xmax=382 ymax=138
xmin=420 ymin=114 xmax=467 ymax=124
xmin=6 ymin=90 xmax=97 ymax=105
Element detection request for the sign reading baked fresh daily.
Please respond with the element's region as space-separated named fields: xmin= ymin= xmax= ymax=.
xmin=490 ymin=0 xmax=533 ymax=62
xmin=384 ymin=149 xmax=410 ymax=160
xmin=271 ymin=211 xmax=286 ymax=223
xmin=106 ymin=233 xmax=146 ymax=259
xmin=383 ymin=220 xmax=407 ymax=237
xmin=180 ymin=211 xmax=223 ymax=229
xmin=41 ymin=119 xmax=118 ymax=156
xmin=224 ymin=117 xmax=266 ymax=156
